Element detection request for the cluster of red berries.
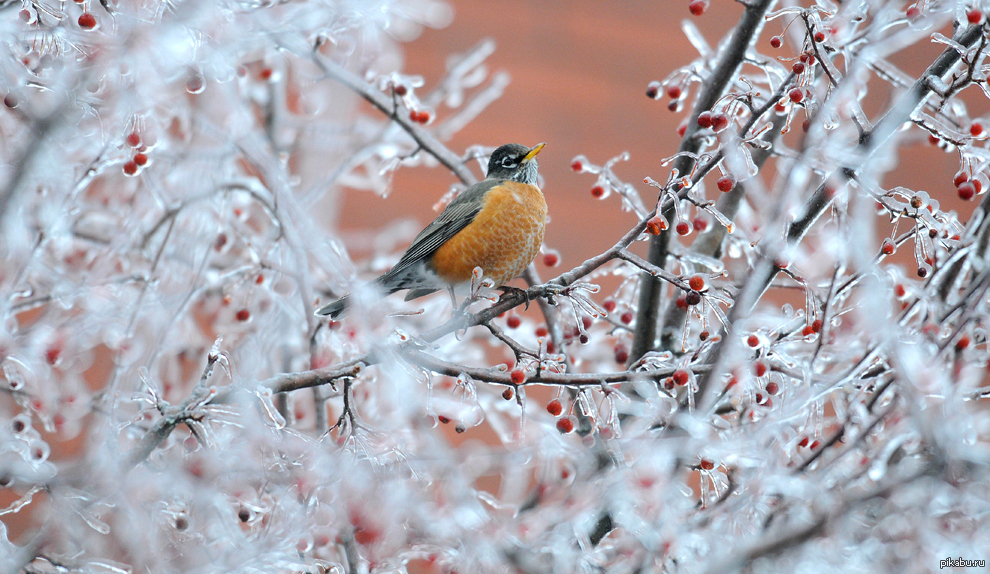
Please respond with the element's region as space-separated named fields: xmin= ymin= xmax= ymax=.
xmin=408 ymin=109 xmax=431 ymax=124
xmin=122 ymin=131 xmax=151 ymax=176
xmin=954 ymin=171 xmax=982 ymax=201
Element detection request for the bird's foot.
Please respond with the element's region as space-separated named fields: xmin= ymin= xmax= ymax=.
xmin=498 ymin=286 xmax=531 ymax=310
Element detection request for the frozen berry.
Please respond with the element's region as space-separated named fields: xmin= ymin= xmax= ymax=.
xmin=646 ymin=81 xmax=661 ymax=99
xmin=546 ymin=399 xmax=563 ymax=417
xmin=78 ymin=12 xmax=97 ymax=29
xmin=697 ymin=111 xmax=713 ymax=128
xmin=717 ymin=176 xmax=734 ymax=192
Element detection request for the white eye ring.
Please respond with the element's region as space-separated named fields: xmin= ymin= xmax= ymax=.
xmin=501 ymin=157 xmax=517 ymax=168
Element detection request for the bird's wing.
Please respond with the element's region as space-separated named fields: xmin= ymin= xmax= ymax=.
xmin=377 ymin=179 xmax=498 ymax=289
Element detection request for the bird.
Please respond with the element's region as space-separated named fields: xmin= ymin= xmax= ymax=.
xmin=316 ymin=142 xmax=548 ymax=318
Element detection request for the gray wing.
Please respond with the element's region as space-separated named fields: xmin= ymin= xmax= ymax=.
xmin=376 ymin=179 xmax=498 ymax=290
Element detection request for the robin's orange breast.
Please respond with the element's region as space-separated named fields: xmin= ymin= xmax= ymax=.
xmin=430 ymin=181 xmax=547 ymax=286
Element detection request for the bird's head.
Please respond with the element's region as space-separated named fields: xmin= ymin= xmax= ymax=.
xmin=486 ymin=142 xmax=546 ymax=184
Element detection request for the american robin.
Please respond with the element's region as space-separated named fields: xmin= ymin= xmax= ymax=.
xmin=316 ymin=142 xmax=548 ymax=318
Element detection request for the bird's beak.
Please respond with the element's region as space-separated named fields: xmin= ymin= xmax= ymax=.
xmin=522 ymin=142 xmax=546 ymax=163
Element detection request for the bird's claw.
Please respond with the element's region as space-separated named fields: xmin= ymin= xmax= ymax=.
xmin=499 ymin=286 xmax=531 ymax=310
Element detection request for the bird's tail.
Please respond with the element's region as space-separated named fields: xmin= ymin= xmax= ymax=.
xmin=315 ymin=295 xmax=349 ymax=318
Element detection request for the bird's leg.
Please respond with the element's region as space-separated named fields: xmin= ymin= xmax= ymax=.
xmin=447 ymin=285 xmax=458 ymax=309
xmin=450 ymin=285 xmax=473 ymax=316
xmin=498 ymin=285 xmax=531 ymax=311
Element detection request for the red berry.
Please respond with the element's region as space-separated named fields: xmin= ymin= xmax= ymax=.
xmin=802 ymin=325 xmax=814 ymax=336
xmin=3 ymin=93 xmax=17 ymax=108
xmin=685 ymin=291 xmax=701 ymax=306
xmin=620 ymin=311 xmax=633 ymax=325
xmin=956 ymin=336 xmax=970 ymax=350
xmin=697 ymin=111 xmax=713 ymax=128
xmin=688 ymin=275 xmax=705 ymax=291
xmin=699 ymin=459 xmax=714 ymax=470
xmin=954 ymin=172 xmax=969 ymax=187
xmin=974 ymin=179 xmax=983 ymax=194
xmin=646 ymin=81 xmax=661 ymax=99
xmin=672 ymin=369 xmax=689 ymax=386
xmin=798 ymin=436 xmax=810 ymax=447
xmin=766 ymin=381 xmax=779 ymax=395
xmin=814 ymin=31 xmax=826 ymax=42
xmin=881 ymin=239 xmax=895 ymax=255
xmin=699 ymin=330 xmax=709 ymax=340
xmin=775 ymin=101 xmax=787 ymax=113
xmin=614 ymin=344 xmax=629 ymax=364
xmin=502 ymin=388 xmax=514 ymax=400
xmin=929 ymin=134 xmax=940 ymax=146
xmin=810 ymin=440 xmax=821 ymax=450
xmin=811 ymin=320 xmax=822 ymax=335
xmin=692 ymin=217 xmax=708 ymax=232
xmin=543 ymin=252 xmax=559 ymax=267
xmin=122 ymin=161 xmax=138 ymax=176
xmin=792 ymin=61 xmax=806 ymax=74
xmin=78 ymin=12 xmax=96 ymax=29
xmin=894 ymin=284 xmax=906 ymax=298
xmin=582 ymin=316 xmax=593 ymax=330
xmin=675 ymin=221 xmax=691 ymax=236
xmin=571 ymin=158 xmax=583 ymax=171
xmin=235 ymin=308 xmax=250 ymax=321
xmin=546 ymin=399 xmax=563 ymax=417
xmin=747 ymin=334 xmax=760 ymax=347
xmin=918 ymin=267 xmax=928 ymax=278
xmin=906 ymin=6 xmax=920 ymax=18
xmin=591 ymin=185 xmax=606 ymax=198
xmin=506 ymin=315 xmax=521 ymax=329
xmin=536 ymin=326 xmax=549 ymax=337
xmin=688 ymin=0 xmax=707 ymax=16
xmin=770 ymin=36 xmax=782 ymax=48
xmin=603 ymin=298 xmax=616 ymax=312
xmin=711 ymin=113 xmax=729 ymax=132
xmin=510 ymin=369 xmax=526 ymax=385
xmin=677 ymin=122 xmax=687 ymax=137
xmin=438 ymin=415 xmax=450 ymax=424
xmin=972 ymin=122 xmax=984 ymax=136
xmin=45 ymin=345 xmax=61 ymax=365
xmin=717 ymin=176 xmax=734 ymax=192
xmin=667 ymin=85 xmax=682 ymax=99
xmin=675 ymin=295 xmax=688 ymax=310
xmin=967 ymin=8 xmax=982 ymax=23
xmin=958 ymin=181 xmax=976 ymax=200
xmin=19 ymin=9 xmax=30 ymax=22
xmin=556 ymin=417 xmax=575 ymax=434
xmin=754 ymin=361 xmax=767 ymax=377
xmin=646 ymin=215 xmax=666 ymax=235
xmin=133 ymin=153 xmax=148 ymax=166
xmin=789 ymin=88 xmax=804 ymax=103
xmin=126 ymin=132 xmax=141 ymax=147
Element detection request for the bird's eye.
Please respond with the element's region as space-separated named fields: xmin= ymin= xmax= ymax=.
xmin=501 ymin=157 xmax=517 ymax=168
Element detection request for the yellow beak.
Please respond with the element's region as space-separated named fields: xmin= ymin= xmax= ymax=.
xmin=522 ymin=142 xmax=547 ymax=163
